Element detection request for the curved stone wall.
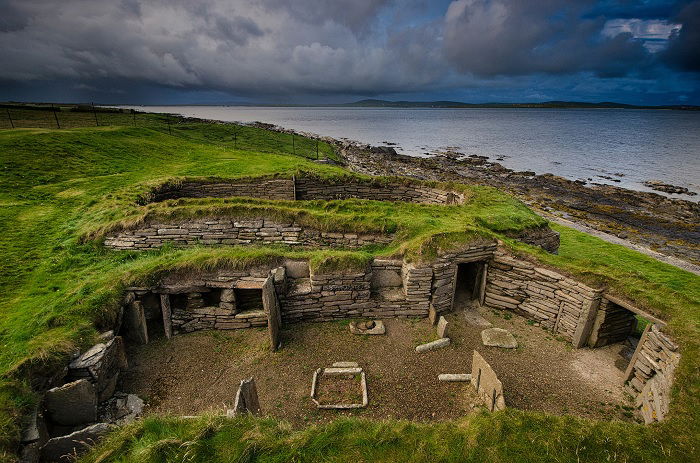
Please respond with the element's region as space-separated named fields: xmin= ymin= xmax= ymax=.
xmin=104 ymin=218 xmax=393 ymax=250
xmin=141 ymin=176 xmax=465 ymax=205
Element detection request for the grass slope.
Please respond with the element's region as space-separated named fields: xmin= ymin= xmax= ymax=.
xmin=0 ymin=122 xmax=698 ymax=463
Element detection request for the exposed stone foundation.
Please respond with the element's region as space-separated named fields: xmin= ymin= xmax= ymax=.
xmin=104 ymin=218 xmax=393 ymax=250
xmin=430 ymin=244 xmax=498 ymax=313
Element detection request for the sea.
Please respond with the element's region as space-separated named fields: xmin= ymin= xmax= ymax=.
xmin=128 ymin=106 xmax=700 ymax=198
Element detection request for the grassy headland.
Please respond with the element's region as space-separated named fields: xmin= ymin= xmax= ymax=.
xmin=0 ymin=118 xmax=698 ymax=462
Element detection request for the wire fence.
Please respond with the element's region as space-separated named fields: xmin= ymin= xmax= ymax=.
xmin=0 ymin=103 xmax=334 ymax=161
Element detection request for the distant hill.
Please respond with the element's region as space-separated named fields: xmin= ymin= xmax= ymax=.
xmin=342 ymin=99 xmax=700 ymax=110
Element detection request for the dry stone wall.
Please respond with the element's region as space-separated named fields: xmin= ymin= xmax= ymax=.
xmin=485 ymin=252 xmax=602 ymax=345
xmin=144 ymin=178 xmax=295 ymax=202
xmin=624 ymin=324 xmax=679 ymax=423
xmin=282 ymin=262 xmax=432 ymax=323
xmin=104 ymin=218 xmax=393 ymax=250
xmin=142 ymin=176 xmax=465 ymax=205
xmin=294 ymin=177 xmax=464 ymax=204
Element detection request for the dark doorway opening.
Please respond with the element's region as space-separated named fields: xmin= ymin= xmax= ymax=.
xmin=202 ymin=288 xmax=222 ymax=307
xmin=234 ymin=288 xmax=264 ymax=312
xmin=453 ymin=262 xmax=485 ymax=309
xmin=142 ymin=293 xmax=164 ymax=341
xmin=171 ymin=293 xmax=188 ymax=311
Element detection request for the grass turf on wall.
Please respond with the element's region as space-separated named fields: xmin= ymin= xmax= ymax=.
xmin=0 ymin=122 xmax=698 ymax=462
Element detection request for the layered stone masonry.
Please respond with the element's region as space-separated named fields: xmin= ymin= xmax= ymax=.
xmin=104 ymin=218 xmax=393 ymax=250
xmin=624 ymin=324 xmax=679 ymax=424
xmin=143 ymin=176 xmax=465 ymax=205
xmin=588 ymin=298 xmax=638 ymax=348
xmin=294 ymin=177 xmax=464 ymax=204
xmin=484 ymin=252 xmax=602 ymax=344
xmin=144 ymin=178 xmax=295 ymax=202
xmin=282 ymin=267 xmax=432 ymax=323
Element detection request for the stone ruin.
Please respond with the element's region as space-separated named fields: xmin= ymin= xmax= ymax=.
xmin=107 ymin=175 xmax=559 ymax=254
xmin=111 ymin=240 xmax=679 ymax=426
xmin=20 ymin=333 xmax=144 ymax=463
xmin=19 ymin=174 xmax=682 ymax=460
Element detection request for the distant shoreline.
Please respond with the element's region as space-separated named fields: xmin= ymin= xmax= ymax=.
xmin=4 ymin=100 xmax=699 ymax=111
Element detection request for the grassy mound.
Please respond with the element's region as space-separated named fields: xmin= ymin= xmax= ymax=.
xmin=0 ymin=120 xmax=698 ymax=463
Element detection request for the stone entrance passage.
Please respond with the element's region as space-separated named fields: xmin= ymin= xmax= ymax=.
xmin=454 ymin=262 xmax=486 ymax=308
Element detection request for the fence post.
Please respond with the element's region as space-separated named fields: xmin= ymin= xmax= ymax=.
xmin=292 ymin=133 xmax=295 ymax=155
xmin=316 ymin=139 xmax=319 ymax=159
xmin=6 ymin=108 xmax=14 ymax=129
xmin=132 ymin=110 xmax=136 ymax=126
xmin=51 ymin=104 xmax=60 ymax=129
xmin=167 ymin=117 xmax=172 ymax=135
xmin=233 ymin=129 xmax=237 ymax=149
xmin=92 ymin=102 xmax=99 ymax=126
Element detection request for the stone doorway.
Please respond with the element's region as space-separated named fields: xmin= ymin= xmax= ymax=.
xmin=453 ymin=262 xmax=486 ymax=308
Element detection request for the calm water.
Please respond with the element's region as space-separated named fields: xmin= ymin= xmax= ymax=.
xmin=132 ymin=106 xmax=700 ymax=197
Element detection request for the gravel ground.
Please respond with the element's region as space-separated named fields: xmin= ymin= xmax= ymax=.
xmin=121 ymin=308 xmax=636 ymax=426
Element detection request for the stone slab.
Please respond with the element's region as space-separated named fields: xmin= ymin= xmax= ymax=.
xmin=464 ymin=310 xmax=492 ymax=328
xmin=415 ymin=338 xmax=451 ymax=353
xmin=481 ymin=328 xmax=518 ymax=349
xmin=332 ymin=362 xmax=359 ymax=368
xmin=40 ymin=423 xmax=114 ymax=463
xmin=437 ymin=316 xmax=449 ymax=338
xmin=45 ymin=379 xmax=97 ymax=426
xmin=230 ymin=377 xmax=261 ymax=417
xmin=324 ymin=367 xmax=363 ymax=375
xmin=471 ymin=350 xmax=505 ymax=411
xmin=438 ymin=373 xmax=472 ymax=382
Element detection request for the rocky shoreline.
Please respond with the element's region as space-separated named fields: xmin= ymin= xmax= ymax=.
xmin=335 ymin=142 xmax=700 ymax=267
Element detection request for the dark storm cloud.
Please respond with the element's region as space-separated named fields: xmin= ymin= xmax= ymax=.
xmin=261 ymin=0 xmax=393 ymax=32
xmin=0 ymin=0 xmax=697 ymax=103
xmin=442 ymin=0 xmax=650 ymax=77
xmin=663 ymin=0 xmax=700 ymax=71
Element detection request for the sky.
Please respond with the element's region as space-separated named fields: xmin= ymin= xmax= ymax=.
xmin=0 ymin=0 xmax=699 ymax=105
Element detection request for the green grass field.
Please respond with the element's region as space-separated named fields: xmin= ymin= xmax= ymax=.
xmin=0 ymin=118 xmax=698 ymax=463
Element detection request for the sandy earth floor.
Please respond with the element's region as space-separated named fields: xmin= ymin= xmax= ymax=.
xmin=121 ymin=308 xmax=636 ymax=426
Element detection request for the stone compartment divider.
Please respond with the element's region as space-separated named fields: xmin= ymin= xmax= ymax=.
xmin=104 ymin=218 xmax=393 ymax=250
xmin=471 ymin=350 xmax=506 ymax=412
